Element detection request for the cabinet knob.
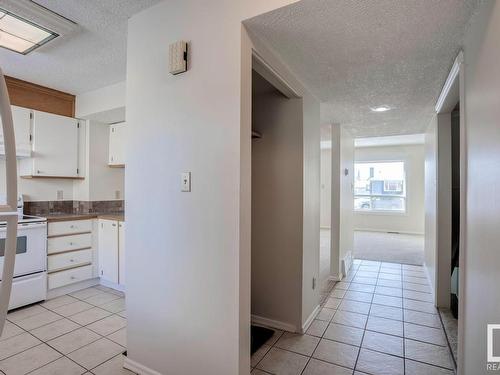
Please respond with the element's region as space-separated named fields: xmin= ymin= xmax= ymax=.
xmin=70 ymin=225 xmax=75 ymax=229
xmin=69 ymin=259 xmax=74 ymax=262
xmin=70 ymin=276 xmax=76 ymax=280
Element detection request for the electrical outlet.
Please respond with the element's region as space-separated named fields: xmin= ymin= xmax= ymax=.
xmin=115 ymin=190 xmax=121 ymax=199
xmin=56 ymin=190 xmax=63 ymax=200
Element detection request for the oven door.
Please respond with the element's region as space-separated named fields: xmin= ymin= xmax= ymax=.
xmin=0 ymin=222 xmax=46 ymax=279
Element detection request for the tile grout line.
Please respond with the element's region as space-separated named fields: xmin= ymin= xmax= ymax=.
xmin=437 ymin=307 xmax=458 ymax=371
xmin=0 ymin=288 xmax=127 ymax=374
xmin=352 ymin=260 xmax=377 ymax=372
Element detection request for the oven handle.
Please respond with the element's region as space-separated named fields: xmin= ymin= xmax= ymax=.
xmin=0 ymin=67 xmax=18 ymax=336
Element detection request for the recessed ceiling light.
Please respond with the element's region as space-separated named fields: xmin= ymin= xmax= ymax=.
xmin=370 ymin=105 xmax=391 ymax=112
xmin=0 ymin=7 xmax=58 ymax=54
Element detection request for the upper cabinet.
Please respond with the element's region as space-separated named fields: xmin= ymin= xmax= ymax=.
xmin=109 ymin=122 xmax=125 ymax=167
xmin=20 ymin=110 xmax=83 ymax=179
xmin=0 ymin=105 xmax=32 ymax=157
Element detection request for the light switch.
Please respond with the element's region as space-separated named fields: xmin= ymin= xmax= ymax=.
xmin=181 ymin=172 xmax=191 ymax=192
xmin=169 ymin=41 xmax=188 ymax=75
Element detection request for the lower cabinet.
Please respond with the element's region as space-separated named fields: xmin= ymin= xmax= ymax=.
xmin=47 ymin=219 xmax=95 ymax=290
xmin=98 ymin=219 xmax=125 ymax=286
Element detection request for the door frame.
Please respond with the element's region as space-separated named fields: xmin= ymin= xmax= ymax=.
xmin=434 ymin=50 xmax=466 ymax=374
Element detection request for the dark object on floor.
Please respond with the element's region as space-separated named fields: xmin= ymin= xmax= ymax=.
xmin=251 ymin=325 xmax=274 ymax=354
xmin=451 ymin=294 xmax=458 ymax=319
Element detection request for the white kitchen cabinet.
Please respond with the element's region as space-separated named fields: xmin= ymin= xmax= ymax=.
xmin=109 ymin=122 xmax=125 ymax=167
xmin=20 ymin=110 xmax=81 ymax=178
xmin=118 ymin=221 xmax=125 ymax=286
xmin=0 ymin=105 xmax=32 ymax=157
xmin=98 ymin=219 xmax=119 ymax=284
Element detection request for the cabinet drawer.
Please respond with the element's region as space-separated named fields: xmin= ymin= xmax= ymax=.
xmin=48 ymin=249 xmax=92 ymax=272
xmin=48 ymin=220 xmax=92 ymax=237
xmin=48 ymin=233 xmax=92 ymax=255
xmin=48 ymin=265 xmax=93 ymax=290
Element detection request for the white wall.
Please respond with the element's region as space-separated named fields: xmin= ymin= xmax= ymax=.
xmin=329 ymin=124 xmax=354 ymax=278
xmin=320 ymin=148 xmax=331 ymax=228
xmin=88 ymin=121 xmax=124 ymax=201
xmin=124 ymin=1 xmax=307 ymax=374
xmin=73 ymin=121 xmax=125 ymax=202
xmin=75 ymin=81 xmax=126 ymax=120
xmin=354 ymin=144 xmax=425 ymax=234
xmin=339 ymin=127 xmax=354 ymax=270
xmin=424 ymin=118 xmax=437 ymax=299
xmin=461 ymin=1 xmax=500 ymax=373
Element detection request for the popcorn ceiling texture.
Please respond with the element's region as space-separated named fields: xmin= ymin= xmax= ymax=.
xmin=245 ymin=0 xmax=481 ymax=136
xmin=0 ymin=0 xmax=162 ymax=94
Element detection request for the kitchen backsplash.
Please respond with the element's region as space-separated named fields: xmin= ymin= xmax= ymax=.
xmin=24 ymin=200 xmax=124 ymax=216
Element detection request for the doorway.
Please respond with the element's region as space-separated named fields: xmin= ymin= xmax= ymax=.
xmin=352 ymin=136 xmax=426 ymax=266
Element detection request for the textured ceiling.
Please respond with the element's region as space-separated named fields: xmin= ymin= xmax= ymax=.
xmin=0 ymin=0 xmax=161 ymax=94
xmin=245 ymin=0 xmax=480 ymax=136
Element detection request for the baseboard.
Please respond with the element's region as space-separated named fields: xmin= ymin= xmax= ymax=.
xmin=301 ymin=305 xmax=320 ymax=333
xmin=251 ymin=314 xmax=297 ymax=333
xmin=124 ymin=357 xmax=162 ymax=375
xmin=100 ymin=279 xmax=126 ymax=293
xmin=328 ymin=274 xmax=341 ymax=282
xmin=47 ymin=278 xmax=99 ymax=299
xmin=354 ymin=228 xmax=424 ymax=236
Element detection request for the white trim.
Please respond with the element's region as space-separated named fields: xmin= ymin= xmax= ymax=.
xmin=354 ymin=228 xmax=424 ymax=236
xmin=251 ymin=314 xmax=297 ymax=333
xmin=123 ymin=357 xmax=162 ymax=375
xmin=456 ymin=55 xmax=467 ymax=375
xmin=99 ymin=279 xmax=125 ymax=293
xmin=301 ymin=305 xmax=320 ymax=333
xmin=435 ymin=51 xmax=463 ymax=113
xmin=252 ymin=50 xmax=300 ymax=99
xmin=328 ymin=274 xmax=341 ymax=282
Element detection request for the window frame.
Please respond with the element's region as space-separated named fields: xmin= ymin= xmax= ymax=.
xmin=353 ymin=160 xmax=408 ymax=215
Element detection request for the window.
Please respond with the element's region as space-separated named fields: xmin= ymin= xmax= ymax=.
xmin=354 ymin=161 xmax=406 ymax=213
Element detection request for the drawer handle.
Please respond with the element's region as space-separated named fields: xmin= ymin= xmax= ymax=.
xmin=70 ymin=276 xmax=76 ymax=280
xmin=69 ymin=259 xmax=75 ymax=262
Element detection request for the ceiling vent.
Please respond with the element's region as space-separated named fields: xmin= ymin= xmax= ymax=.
xmin=0 ymin=0 xmax=77 ymax=54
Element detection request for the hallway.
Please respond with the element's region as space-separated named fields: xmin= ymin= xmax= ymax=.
xmin=251 ymin=259 xmax=454 ymax=375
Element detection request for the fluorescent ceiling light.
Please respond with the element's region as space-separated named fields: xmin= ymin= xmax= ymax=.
xmin=0 ymin=8 xmax=58 ymax=54
xmin=370 ymin=105 xmax=391 ymax=112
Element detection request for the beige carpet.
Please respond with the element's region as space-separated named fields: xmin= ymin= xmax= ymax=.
xmin=353 ymin=230 xmax=424 ymax=265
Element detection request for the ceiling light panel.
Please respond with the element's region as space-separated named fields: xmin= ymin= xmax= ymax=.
xmin=0 ymin=8 xmax=57 ymax=54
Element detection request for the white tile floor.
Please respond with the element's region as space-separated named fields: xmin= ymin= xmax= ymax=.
xmin=0 ymin=285 xmax=132 ymax=375
xmin=251 ymin=259 xmax=456 ymax=375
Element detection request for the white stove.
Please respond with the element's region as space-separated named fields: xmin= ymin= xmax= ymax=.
xmin=0 ymin=197 xmax=47 ymax=310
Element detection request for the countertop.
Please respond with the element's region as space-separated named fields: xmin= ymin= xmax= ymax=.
xmin=43 ymin=213 xmax=125 ymax=222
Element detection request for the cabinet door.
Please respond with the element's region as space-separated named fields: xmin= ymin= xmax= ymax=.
xmin=0 ymin=105 xmax=31 ymax=156
xmin=109 ymin=122 xmax=125 ymax=166
xmin=118 ymin=221 xmax=125 ymax=286
xmin=98 ymin=219 xmax=118 ymax=283
xmin=31 ymin=110 xmax=79 ymax=177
